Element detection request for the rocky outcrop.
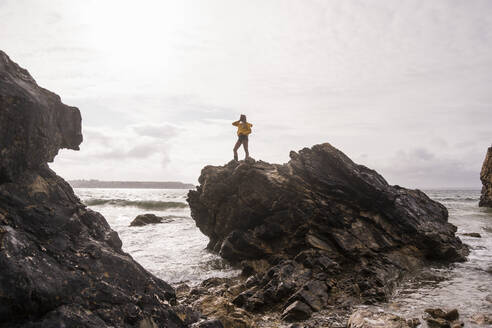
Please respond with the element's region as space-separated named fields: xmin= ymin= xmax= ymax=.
xmin=479 ymin=146 xmax=492 ymax=207
xmin=188 ymin=144 xmax=468 ymax=320
xmin=0 ymin=51 xmax=184 ymax=327
xmin=0 ymin=51 xmax=82 ymax=183
xmin=130 ymin=213 xmax=174 ymax=227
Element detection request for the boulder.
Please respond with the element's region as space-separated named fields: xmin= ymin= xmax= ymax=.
xmin=479 ymin=146 xmax=492 ymax=207
xmin=129 ymin=213 xmax=173 ymax=226
xmin=281 ymin=301 xmax=312 ymax=322
xmin=443 ymin=309 xmax=459 ymax=321
xmin=0 ymin=51 xmax=184 ymax=327
xmin=424 ymin=308 xmax=459 ymax=321
xmin=172 ymin=304 xmax=201 ymax=325
xmin=188 ymin=143 xmax=468 ymax=317
xmin=424 ymin=308 xmax=462 ymax=328
xmin=195 ymin=294 xmax=256 ymax=328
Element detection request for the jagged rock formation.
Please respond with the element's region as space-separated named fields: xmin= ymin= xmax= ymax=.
xmin=479 ymin=146 xmax=492 ymax=207
xmin=0 ymin=51 xmax=82 ymax=183
xmin=0 ymin=51 xmax=184 ymax=327
xmin=188 ymin=144 xmax=468 ymax=319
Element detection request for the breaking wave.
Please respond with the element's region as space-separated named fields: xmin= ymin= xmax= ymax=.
xmin=84 ymin=198 xmax=188 ymax=210
xmin=435 ymin=197 xmax=479 ymax=202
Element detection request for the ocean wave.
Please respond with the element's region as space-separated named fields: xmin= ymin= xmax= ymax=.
xmin=435 ymin=197 xmax=479 ymax=202
xmin=83 ymin=198 xmax=188 ymax=210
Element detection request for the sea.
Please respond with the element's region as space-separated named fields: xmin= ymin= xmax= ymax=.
xmin=74 ymin=188 xmax=492 ymax=326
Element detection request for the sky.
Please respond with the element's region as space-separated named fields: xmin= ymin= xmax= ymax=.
xmin=1 ymin=0 xmax=491 ymax=188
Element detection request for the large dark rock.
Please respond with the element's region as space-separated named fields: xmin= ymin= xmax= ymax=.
xmin=281 ymin=301 xmax=312 ymax=322
xmin=0 ymin=51 xmax=82 ymax=183
xmin=188 ymin=143 xmax=468 ymax=317
xmin=130 ymin=213 xmax=173 ymax=227
xmin=0 ymin=51 xmax=184 ymax=327
xmin=479 ymin=146 xmax=492 ymax=207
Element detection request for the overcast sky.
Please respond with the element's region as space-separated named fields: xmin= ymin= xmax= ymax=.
xmin=1 ymin=0 xmax=491 ymax=188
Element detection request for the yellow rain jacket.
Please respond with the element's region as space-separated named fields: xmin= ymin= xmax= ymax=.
xmin=233 ymin=121 xmax=253 ymax=136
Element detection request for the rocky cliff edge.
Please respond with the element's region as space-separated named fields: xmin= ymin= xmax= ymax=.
xmin=0 ymin=50 xmax=184 ymax=327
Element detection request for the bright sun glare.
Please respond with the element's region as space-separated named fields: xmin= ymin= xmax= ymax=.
xmin=82 ymin=1 xmax=193 ymax=71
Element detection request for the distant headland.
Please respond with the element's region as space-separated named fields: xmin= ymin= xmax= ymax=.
xmin=69 ymin=179 xmax=194 ymax=189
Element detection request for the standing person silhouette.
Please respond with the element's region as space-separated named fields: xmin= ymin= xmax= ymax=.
xmin=232 ymin=114 xmax=252 ymax=161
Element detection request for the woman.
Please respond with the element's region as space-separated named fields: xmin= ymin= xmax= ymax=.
xmin=232 ymin=114 xmax=253 ymax=161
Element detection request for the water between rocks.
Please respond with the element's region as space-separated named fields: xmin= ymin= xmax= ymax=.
xmin=75 ymin=188 xmax=491 ymax=326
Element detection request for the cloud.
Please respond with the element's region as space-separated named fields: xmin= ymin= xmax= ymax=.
xmin=378 ymin=147 xmax=481 ymax=188
xmin=127 ymin=144 xmax=158 ymax=158
xmin=82 ymin=127 xmax=112 ymax=146
xmin=94 ymin=144 xmax=157 ymax=160
xmin=132 ymin=123 xmax=179 ymax=139
xmin=409 ymin=148 xmax=435 ymax=161
xmin=51 ymin=124 xmax=178 ymax=179
xmin=4 ymin=0 xmax=492 ymax=186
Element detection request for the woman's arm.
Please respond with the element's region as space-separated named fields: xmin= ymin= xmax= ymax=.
xmin=232 ymin=120 xmax=240 ymax=126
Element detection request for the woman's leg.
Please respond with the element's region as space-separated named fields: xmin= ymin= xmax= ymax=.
xmin=233 ymin=138 xmax=242 ymax=161
xmin=243 ymin=138 xmax=249 ymax=159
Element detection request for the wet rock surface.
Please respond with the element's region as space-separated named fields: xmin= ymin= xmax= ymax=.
xmin=179 ymin=277 xmax=257 ymax=328
xmin=281 ymin=301 xmax=312 ymax=322
xmin=130 ymin=213 xmax=174 ymax=227
xmin=177 ymin=276 xmax=350 ymax=328
xmin=188 ymin=143 xmax=469 ymax=322
xmin=347 ymin=309 xmax=416 ymax=328
xmin=470 ymin=313 xmax=492 ymax=325
xmin=479 ymin=146 xmax=492 ymax=207
xmin=191 ymin=319 xmax=225 ymax=328
xmin=0 ymin=51 xmax=184 ymax=327
xmin=347 ymin=308 xmax=470 ymax=328
xmin=462 ymin=232 xmax=481 ymax=238
xmin=424 ymin=308 xmax=463 ymax=328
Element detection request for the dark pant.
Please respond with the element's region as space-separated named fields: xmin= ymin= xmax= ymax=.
xmin=234 ymin=135 xmax=249 ymax=160
xmin=238 ymin=134 xmax=248 ymax=142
